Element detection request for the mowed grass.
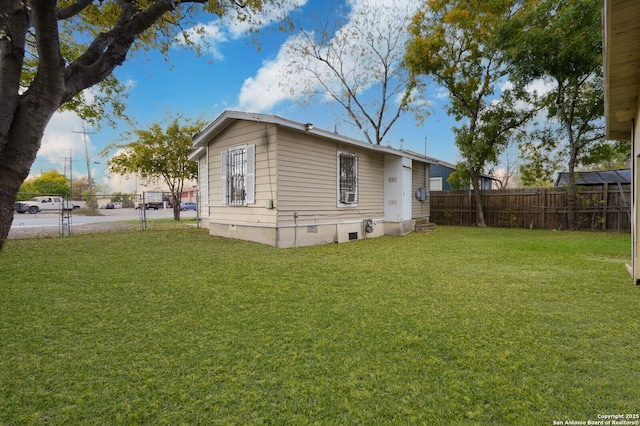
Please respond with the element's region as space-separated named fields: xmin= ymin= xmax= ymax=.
xmin=0 ymin=226 xmax=638 ymax=424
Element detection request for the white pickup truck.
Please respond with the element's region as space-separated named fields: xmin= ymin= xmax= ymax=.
xmin=15 ymin=196 xmax=87 ymax=214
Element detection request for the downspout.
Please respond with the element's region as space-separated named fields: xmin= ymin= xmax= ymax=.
xmin=293 ymin=211 xmax=298 ymax=248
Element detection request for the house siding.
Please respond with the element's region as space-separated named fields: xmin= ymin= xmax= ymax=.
xmin=197 ymin=154 xmax=209 ymax=227
xmin=194 ymin=111 xmax=435 ymax=248
xmin=633 ymin=86 xmax=640 ymax=282
xmin=412 ymin=162 xmax=431 ymax=220
xmin=274 ymin=129 xmax=385 ymax=247
xmin=206 ymin=121 xmax=278 ymax=238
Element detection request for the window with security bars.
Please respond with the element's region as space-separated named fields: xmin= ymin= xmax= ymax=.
xmin=338 ymin=152 xmax=358 ymax=204
xmin=221 ymin=144 xmax=255 ymax=206
xmin=227 ymin=147 xmax=246 ymax=205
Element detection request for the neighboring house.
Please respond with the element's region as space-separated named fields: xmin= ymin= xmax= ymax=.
xmin=603 ymin=0 xmax=640 ymax=284
xmin=429 ymin=161 xmax=496 ymax=191
xmin=188 ymin=111 xmax=435 ymax=248
xmin=555 ymin=169 xmax=631 ymax=187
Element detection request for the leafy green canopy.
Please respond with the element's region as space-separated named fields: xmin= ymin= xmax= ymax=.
xmin=499 ymin=0 xmax=617 ymax=180
xmin=16 ymin=1 xmax=288 ymax=127
xmin=405 ymin=0 xmax=536 ymax=226
xmin=0 ymin=0 xmax=294 ymax=250
xmin=18 ymin=170 xmax=70 ymax=199
xmin=406 ymin=0 xmax=537 ymax=170
xmin=107 ymin=116 xmax=204 ymax=182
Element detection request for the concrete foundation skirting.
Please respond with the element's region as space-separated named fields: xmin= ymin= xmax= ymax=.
xmin=207 ymin=218 xmax=410 ymax=248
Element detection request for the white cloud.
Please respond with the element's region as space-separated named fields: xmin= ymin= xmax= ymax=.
xmin=237 ymin=0 xmax=421 ymax=112
xmin=176 ymin=0 xmax=308 ymax=59
xmin=525 ymin=78 xmax=556 ymax=97
xmin=174 ymin=22 xmax=228 ymax=61
xmin=237 ymin=35 xmax=307 ymax=111
xmin=224 ymin=0 xmax=308 ymax=39
xmin=37 ymin=111 xmax=95 ymax=173
xmin=104 ymin=173 xmax=137 ymax=194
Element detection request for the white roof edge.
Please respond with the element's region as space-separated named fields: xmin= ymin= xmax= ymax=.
xmin=190 ymin=110 xmax=438 ymax=163
xmin=187 ymin=146 xmax=205 ymax=162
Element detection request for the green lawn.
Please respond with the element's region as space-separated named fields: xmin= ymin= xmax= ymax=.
xmin=1 ymin=227 xmax=638 ymax=424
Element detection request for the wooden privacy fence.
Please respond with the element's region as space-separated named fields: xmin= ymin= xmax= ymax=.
xmin=430 ymin=184 xmax=631 ymax=232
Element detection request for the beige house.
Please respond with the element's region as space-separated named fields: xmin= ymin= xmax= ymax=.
xmin=188 ymin=111 xmax=433 ymax=248
xmin=604 ymin=0 xmax=640 ymax=284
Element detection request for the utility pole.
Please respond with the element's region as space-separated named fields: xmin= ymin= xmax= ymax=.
xmin=70 ymin=149 xmax=73 ymax=196
xmin=72 ymin=123 xmax=97 ymax=209
xmin=61 ymin=153 xmax=73 ymax=195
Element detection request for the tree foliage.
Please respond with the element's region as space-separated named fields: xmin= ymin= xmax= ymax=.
xmin=283 ymin=1 xmax=423 ymax=144
xmin=110 ymin=192 xmax=134 ymax=207
xmin=18 ymin=170 xmax=70 ymax=199
xmin=70 ymin=176 xmax=101 ymax=203
xmin=446 ymin=165 xmax=470 ymax=191
xmin=105 ymin=115 xmax=205 ymax=220
xmin=0 ymin=0 xmax=292 ymax=251
xmin=499 ymin=0 xmax=613 ymax=229
xmin=405 ymin=0 xmax=535 ymax=227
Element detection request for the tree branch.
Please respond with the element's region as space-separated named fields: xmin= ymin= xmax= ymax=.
xmin=57 ymin=0 xmax=95 ymax=20
xmin=25 ymin=0 xmax=65 ymax=108
xmin=63 ymin=0 xmax=183 ymax=102
xmin=0 ymin=2 xmax=29 ymax=152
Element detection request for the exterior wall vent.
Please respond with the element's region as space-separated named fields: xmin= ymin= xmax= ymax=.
xmin=348 ymin=232 xmax=358 ymax=241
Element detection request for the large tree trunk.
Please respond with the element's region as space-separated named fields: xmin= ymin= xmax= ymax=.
xmin=1 ymin=3 xmax=68 ymax=250
xmin=172 ymin=200 xmax=181 ymax=221
xmin=566 ymin=142 xmax=578 ymax=230
xmin=0 ymin=103 xmax=57 ymax=250
xmin=0 ymin=0 xmax=176 ymax=252
xmin=468 ymin=165 xmax=487 ymax=227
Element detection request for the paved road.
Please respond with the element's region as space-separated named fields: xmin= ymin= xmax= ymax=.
xmin=11 ymin=208 xmax=197 ymax=229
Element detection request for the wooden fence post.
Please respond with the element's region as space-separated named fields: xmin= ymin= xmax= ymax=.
xmin=541 ymin=188 xmax=546 ymax=229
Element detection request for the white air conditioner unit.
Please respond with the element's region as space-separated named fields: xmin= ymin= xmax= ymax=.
xmin=341 ymin=191 xmax=357 ymax=204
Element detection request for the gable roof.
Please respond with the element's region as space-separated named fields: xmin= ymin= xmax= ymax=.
xmin=604 ymin=0 xmax=640 ymax=140
xmin=188 ymin=110 xmax=439 ymax=164
xmin=555 ymin=169 xmax=631 ymax=186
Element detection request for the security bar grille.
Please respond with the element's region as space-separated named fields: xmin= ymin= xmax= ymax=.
xmin=339 ymin=153 xmax=357 ymax=203
xmin=227 ymin=147 xmax=246 ymax=206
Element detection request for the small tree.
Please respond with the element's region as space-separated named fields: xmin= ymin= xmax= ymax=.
xmin=70 ymin=176 xmax=100 ymax=204
xmin=499 ymin=0 xmax=611 ymax=229
xmin=18 ymin=170 xmax=70 ymax=199
xmin=446 ymin=165 xmax=470 ymax=191
xmin=405 ymin=0 xmax=536 ymax=227
xmin=105 ymin=116 xmax=205 ymax=220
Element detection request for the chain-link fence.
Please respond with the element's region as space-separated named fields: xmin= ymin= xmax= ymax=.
xmin=9 ymin=191 xmax=200 ymax=240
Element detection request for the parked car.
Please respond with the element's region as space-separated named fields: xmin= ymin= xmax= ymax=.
xmin=14 ymin=202 xmax=29 ymax=214
xmin=180 ymin=202 xmax=197 ymax=211
xmin=15 ymin=196 xmax=86 ymax=213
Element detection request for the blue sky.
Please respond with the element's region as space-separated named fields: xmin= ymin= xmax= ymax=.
xmin=34 ymin=0 xmax=462 ymax=193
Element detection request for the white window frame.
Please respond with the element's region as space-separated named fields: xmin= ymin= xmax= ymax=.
xmin=430 ymin=177 xmax=443 ymax=192
xmin=221 ymin=144 xmax=255 ymax=206
xmin=337 ymin=151 xmax=358 ymax=206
